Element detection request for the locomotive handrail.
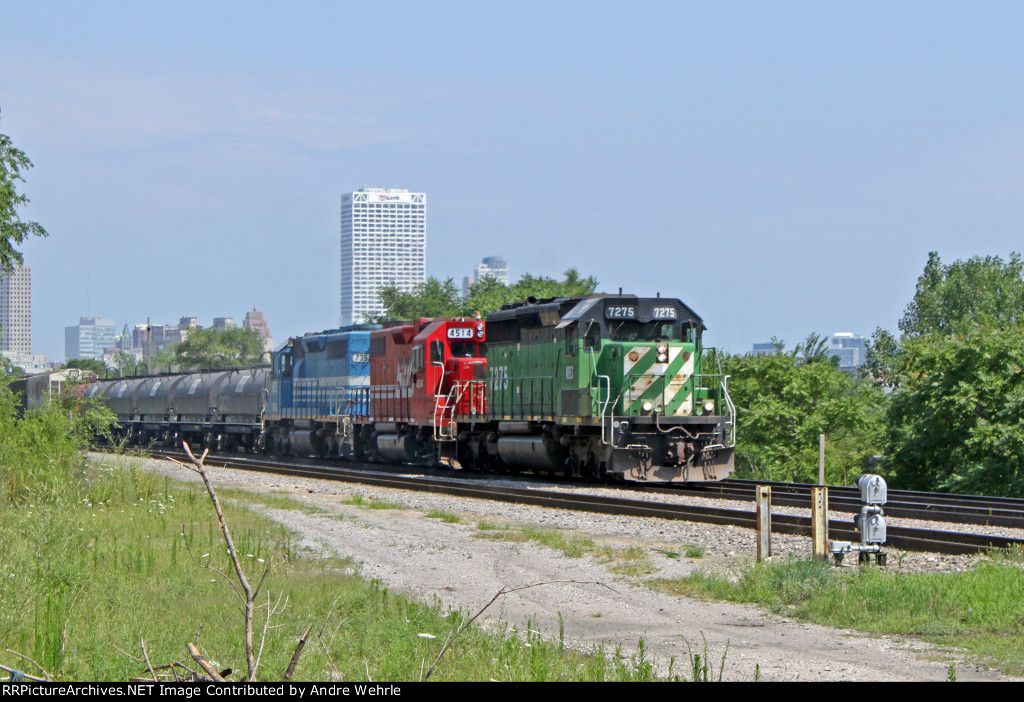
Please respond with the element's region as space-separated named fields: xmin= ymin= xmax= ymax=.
xmin=722 ymin=374 xmax=736 ymax=446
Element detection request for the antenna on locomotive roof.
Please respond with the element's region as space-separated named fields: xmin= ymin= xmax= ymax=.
xmin=657 ymin=292 xmax=660 ymax=298
xmin=618 ymin=287 xmax=623 ymax=296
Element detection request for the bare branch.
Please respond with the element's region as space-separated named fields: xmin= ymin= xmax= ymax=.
xmin=112 ymin=643 xmax=146 ymax=664
xmin=0 ymin=663 xmax=48 ymax=682
xmin=3 ymin=649 xmax=53 ymax=681
xmin=140 ymin=638 xmax=158 ymax=682
xmin=423 ymin=580 xmax=613 ymax=680
xmin=188 ymin=643 xmax=226 ymax=682
xmin=179 ymin=523 xmax=244 ymax=603
xmin=281 ymin=624 xmax=314 ymax=683
xmin=316 ymin=636 xmax=342 ymax=682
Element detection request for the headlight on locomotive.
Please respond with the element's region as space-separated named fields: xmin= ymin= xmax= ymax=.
xmin=656 ymin=344 xmax=669 ymax=363
xmin=703 ymin=400 xmax=715 ymax=414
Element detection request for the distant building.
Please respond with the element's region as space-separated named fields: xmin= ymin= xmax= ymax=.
xmin=340 ymin=188 xmax=427 ymax=325
xmin=751 ymin=342 xmax=779 ymax=356
xmin=213 ymin=317 xmax=236 ymax=332
xmin=243 ymin=308 xmax=273 ymax=352
xmin=0 ymin=265 xmax=31 ymax=354
xmin=462 ymin=256 xmax=509 ymax=295
xmin=2 ymin=351 xmax=49 ymax=374
xmin=65 ymin=317 xmax=116 ymax=361
xmin=828 ymin=333 xmax=868 ymax=373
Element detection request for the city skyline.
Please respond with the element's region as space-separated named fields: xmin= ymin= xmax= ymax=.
xmin=4 ymin=3 xmax=1024 ymax=361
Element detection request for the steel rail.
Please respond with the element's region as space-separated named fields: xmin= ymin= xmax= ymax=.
xmin=655 ymin=483 xmax=1024 ymax=530
xmin=141 ymin=449 xmax=1024 ymax=557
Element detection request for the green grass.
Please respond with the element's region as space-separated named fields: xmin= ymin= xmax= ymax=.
xmin=474 ymin=524 xmax=595 ymax=559
xmin=215 ymin=487 xmax=327 ymax=515
xmin=684 ymin=544 xmax=706 ymax=559
xmin=597 ymin=546 xmax=657 ymax=577
xmin=341 ymin=494 xmax=405 ymax=510
xmin=649 ymin=556 xmax=1024 ymax=675
xmin=424 ymin=509 xmax=461 ymax=523
xmin=0 ymin=458 xmax=667 ymax=682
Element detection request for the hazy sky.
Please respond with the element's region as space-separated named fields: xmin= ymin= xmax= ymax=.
xmin=3 ymin=2 xmax=1023 ymax=360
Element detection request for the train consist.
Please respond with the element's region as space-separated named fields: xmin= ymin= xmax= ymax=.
xmin=77 ymin=293 xmax=736 ymax=483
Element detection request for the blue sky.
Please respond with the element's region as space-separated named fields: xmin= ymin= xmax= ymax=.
xmin=3 ymin=2 xmax=1023 ymax=360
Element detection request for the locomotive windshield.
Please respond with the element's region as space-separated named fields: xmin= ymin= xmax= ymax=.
xmin=449 ymin=341 xmax=478 ymax=357
xmin=608 ymin=320 xmax=678 ymax=342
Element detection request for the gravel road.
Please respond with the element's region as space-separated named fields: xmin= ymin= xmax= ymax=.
xmin=106 ymin=454 xmax=1021 ymax=682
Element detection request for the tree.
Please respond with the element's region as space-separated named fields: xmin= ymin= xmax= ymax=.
xmin=883 ymin=324 xmax=1024 ymax=496
xmin=874 ymin=251 xmax=1024 ymax=494
xmin=373 ymin=268 xmax=599 ymax=322
xmin=723 ymin=350 xmax=885 ymax=484
xmin=793 ymin=332 xmax=833 ymax=363
xmin=0 ymin=119 xmax=48 ymax=273
xmin=373 ymin=277 xmax=463 ymax=321
xmin=899 ymin=251 xmax=1024 ymax=338
xmin=171 ymin=327 xmax=265 ymax=370
xmin=64 ymin=358 xmax=109 ymax=375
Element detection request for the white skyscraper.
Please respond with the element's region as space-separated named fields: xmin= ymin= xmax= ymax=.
xmin=340 ymin=188 xmax=427 ymax=326
xmin=0 ymin=265 xmax=31 ymax=354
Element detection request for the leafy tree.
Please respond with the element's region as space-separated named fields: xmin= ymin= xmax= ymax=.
xmin=863 ymin=327 xmax=900 ymax=388
xmin=899 ymin=251 xmax=1024 ymax=337
xmin=170 ymin=327 xmax=265 ymax=370
xmin=793 ymin=332 xmax=832 ymax=363
xmin=723 ymin=351 xmax=886 ymax=484
xmin=374 ymin=268 xmax=599 ymax=322
xmin=0 ymin=119 xmax=48 ymax=273
xmin=883 ymin=324 xmax=1024 ymax=495
xmin=64 ymin=358 xmax=109 ymax=375
xmin=374 ymin=277 xmax=463 ymax=321
xmin=874 ymin=252 xmax=1024 ymax=494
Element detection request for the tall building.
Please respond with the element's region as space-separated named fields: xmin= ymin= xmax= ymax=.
xmin=829 ymin=332 xmax=868 ymax=373
xmin=462 ymin=255 xmax=510 ymax=295
xmin=0 ymin=265 xmax=31 ymax=354
xmin=340 ymin=188 xmax=427 ymax=326
xmin=65 ymin=317 xmax=116 ymax=361
xmin=243 ymin=307 xmax=274 ymax=352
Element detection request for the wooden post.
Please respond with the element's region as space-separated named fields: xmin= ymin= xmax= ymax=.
xmin=818 ymin=434 xmax=826 ymax=485
xmin=811 ymin=486 xmax=829 ymax=560
xmin=756 ymin=485 xmax=772 ymax=561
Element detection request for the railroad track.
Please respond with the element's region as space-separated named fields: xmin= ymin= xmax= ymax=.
xmin=652 ymin=479 xmax=1024 ymax=530
xmin=139 ymin=449 xmax=1024 ymax=557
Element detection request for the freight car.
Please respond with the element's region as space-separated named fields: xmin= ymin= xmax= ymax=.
xmin=84 ymin=367 xmax=269 ymax=452
xmin=9 ymin=369 xmax=98 ymax=413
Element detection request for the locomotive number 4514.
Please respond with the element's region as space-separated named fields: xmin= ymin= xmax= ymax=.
xmin=447 ymin=327 xmax=474 ymax=339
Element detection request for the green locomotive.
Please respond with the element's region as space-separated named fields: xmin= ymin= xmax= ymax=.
xmin=448 ymin=294 xmax=736 ymax=483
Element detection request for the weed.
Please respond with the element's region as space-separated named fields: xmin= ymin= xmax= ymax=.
xmin=684 ymin=544 xmax=706 ymax=559
xmin=342 ymin=494 xmax=404 ymax=510
xmin=424 ymin=509 xmax=461 ymax=523
xmin=681 ymin=633 xmax=729 ymax=682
